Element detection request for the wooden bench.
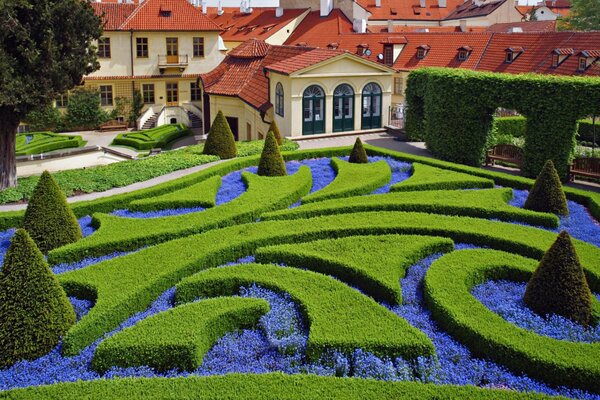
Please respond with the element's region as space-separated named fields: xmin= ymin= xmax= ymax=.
xmin=485 ymin=144 xmax=523 ymax=167
xmin=98 ymin=120 xmax=128 ymax=132
xmin=569 ymin=157 xmax=600 ymax=181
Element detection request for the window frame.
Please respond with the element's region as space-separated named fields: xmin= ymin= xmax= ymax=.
xmin=416 ymin=48 xmax=426 ymax=59
xmin=99 ymin=85 xmax=113 ymax=107
xmin=98 ymin=37 xmax=111 ymax=59
xmin=193 ymin=37 xmax=205 ymax=58
xmin=136 ymin=37 xmax=149 ymax=58
xmin=505 ymin=51 xmax=514 ymax=63
xmin=458 ymin=50 xmax=468 ymax=61
xmin=190 ymin=82 xmax=201 ymax=102
xmin=275 ymin=82 xmax=284 ymax=117
xmin=142 ymin=84 xmax=155 ymax=104
xmin=383 ymin=45 xmax=394 ymax=66
xmin=393 ymin=77 xmax=403 ymax=95
xmin=55 ymin=94 xmax=69 ymax=108
xmin=578 ymin=56 xmax=588 ymax=71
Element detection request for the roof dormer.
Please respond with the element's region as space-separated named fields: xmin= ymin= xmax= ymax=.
xmin=457 ymin=45 xmax=472 ymax=61
xmin=416 ymin=44 xmax=430 ymax=59
xmin=577 ymin=50 xmax=600 ymax=72
xmin=505 ymin=47 xmax=524 ymax=63
xmin=551 ymin=48 xmax=573 ymax=68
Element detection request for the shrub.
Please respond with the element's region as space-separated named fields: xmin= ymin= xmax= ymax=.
xmin=15 ymin=132 xmax=85 ymax=156
xmin=23 ymin=171 xmax=82 ymax=253
xmin=348 ymin=138 xmax=368 ymax=164
xmin=0 ymin=229 xmax=75 ymax=369
xmin=25 ymin=104 xmax=65 ymax=132
xmin=492 ymin=116 xmax=526 ymax=138
xmin=523 ymin=231 xmax=593 ymax=326
xmin=523 ymin=160 xmax=569 ymax=216
xmin=391 ymin=163 xmax=494 ymax=192
xmin=203 ymin=111 xmax=237 ymax=159
xmin=258 ymin=131 xmax=287 ymax=176
xmin=269 ymin=120 xmax=283 ymax=146
xmin=112 ymin=124 xmax=188 ymax=150
xmin=64 ymin=88 xmax=109 ymax=131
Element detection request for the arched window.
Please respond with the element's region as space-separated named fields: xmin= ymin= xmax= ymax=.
xmin=361 ymin=83 xmax=382 ymax=130
xmin=275 ymin=83 xmax=284 ymax=117
xmin=302 ymin=85 xmax=325 ymax=135
xmin=333 ymin=84 xmax=354 ymax=132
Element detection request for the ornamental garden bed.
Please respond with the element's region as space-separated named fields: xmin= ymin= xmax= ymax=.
xmin=15 ymin=132 xmax=85 ymax=156
xmin=111 ymin=124 xmax=189 ymax=151
xmin=0 ymin=146 xmax=600 ymax=399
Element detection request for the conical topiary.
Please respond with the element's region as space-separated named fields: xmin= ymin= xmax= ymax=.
xmin=523 ymin=231 xmax=593 ymax=326
xmin=203 ymin=110 xmax=237 ymax=159
xmin=258 ymin=131 xmax=287 ymax=177
xmin=0 ymin=229 xmax=76 ymax=368
xmin=269 ymin=120 xmax=283 ymax=146
xmin=23 ymin=170 xmax=82 ymax=254
xmin=523 ymin=160 xmax=568 ymax=216
xmin=348 ymin=137 xmax=368 ymax=164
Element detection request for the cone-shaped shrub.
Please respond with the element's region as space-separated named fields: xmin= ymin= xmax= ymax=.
xmin=523 ymin=231 xmax=593 ymax=326
xmin=348 ymin=137 xmax=368 ymax=164
xmin=0 ymin=229 xmax=75 ymax=368
xmin=523 ymin=160 xmax=568 ymax=216
xmin=269 ymin=120 xmax=283 ymax=146
xmin=23 ymin=171 xmax=82 ymax=254
xmin=203 ymin=110 xmax=237 ymax=159
xmin=258 ymin=131 xmax=287 ymax=177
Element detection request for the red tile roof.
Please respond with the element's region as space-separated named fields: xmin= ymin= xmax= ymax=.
xmin=444 ymin=0 xmax=508 ymax=20
xmin=207 ymin=8 xmax=308 ymax=42
xmin=369 ymin=25 xmax=486 ymax=33
xmin=285 ymin=10 xmax=354 ymax=46
xmin=228 ymin=38 xmax=270 ymax=58
xmin=265 ymin=48 xmax=345 ymax=75
xmin=356 ymin=0 xmax=466 ymax=21
xmin=116 ymin=0 xmax=221 ymax=31
xmin=486 ymin=21 xmax=557 ymax=33
xmin=91 ymin=3 xmax=137 ymax=31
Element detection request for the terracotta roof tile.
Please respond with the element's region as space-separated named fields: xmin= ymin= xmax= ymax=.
xmin=486 ymin=21 xmax=557 ymax=33
xmin=228 ymin=38 xmax=270 ymax=58
xmin=265 ymin=48 xmax=344 ymax=75
xmin=356 ymin=0 xmax=466 ymax=21
xmin=119 ymin=0 xmax=220 ymax=31
xmin=285 ymin=10 xmax=354 ymax=46
xmin=444 ymin=0 xmax=507 ymax=20
xmin=91 ymin=3 xmax=137 ymax=31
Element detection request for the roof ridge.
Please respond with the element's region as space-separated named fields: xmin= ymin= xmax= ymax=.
xmin=118 ymin=0 xmax=147 ymax=29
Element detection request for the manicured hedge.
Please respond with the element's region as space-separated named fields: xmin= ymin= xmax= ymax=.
xmin=0 ymin=373 xmax=558 ymax=399
xmin=15 ymin=132 xmax=85 ymax=156
xmin=112 ymin=124 xmax=189 ymax=150
xmin=391 ymin=163 xmax=494 ymax=192
xmin=578 ymin=119 xmax=599 ymax=146
xmin=493 ymin=117 xmax=599 ymax=147
xmin=176 ymin=263 xmax=434 ymax=361
xmin=48 ymin=167 xmax=312 ymax=264
xmin=128 ymin=175 xmax=221 ymax=212
xmin=424 ymin=249 xmax=600 ymax=393
xmin=263 ymin=188 xmax=559 ymax=228
xmin=405 ymin=68 xmax=600 ymax=179
xmin=301 ymin=158 xmax=391 ymax=204
xmin=56 ymin=210 xmax=600 ymax=355
xmin=255 ymin=235 xmax=454 ymax=305
xmin=93 ymin=298 xmax=269 ymax=372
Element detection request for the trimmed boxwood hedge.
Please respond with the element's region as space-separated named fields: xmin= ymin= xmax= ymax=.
xmin=391 ymin=163 xmax=494 ymax=192
xmin=424 ymin=249 xmax=600 ymax=393
xmin=92 ymin=297 xmax=269 ymax=372
xmin=405 ymin=67 xmax=600 ymax=179
xmin=176 ymin=263 xmax=435 ymax=361
xmin=112 ymin=124 xmax=189 ymax=150
xmin=493 ymin=116 xmax=599 ymax=146
xmin=15 ymin=132 xmax=85 ymax=156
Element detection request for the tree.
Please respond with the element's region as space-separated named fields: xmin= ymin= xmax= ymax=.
xmin=0 ymin=0 xmax=102 ymax=189
xmin=258 ymin=131 xmax=287 ymax=176
xmin=129 ymin=89 xmax=144 ymax=129
xmin=349 ymin=137 xmax=369 ymax=163
xmin=0 ymin=229 xmax=75 ymax=368
xmin=560 ymin=0 xmax=600 ymax=31
xmin=523 ymin=160 xmax=569 ymax=216
xmin=203 ymin=111 xmax=237 ymax=159
xmin=523 ymin=231 xmax=593 ymax=326
xmin=269 ymin=120 xmax=284 ymax=146
xmin=25 ymin=104 xmax=65 ymax=132
xmin=23 ymin=171 xmax=82 ymax=254
xmin=65 ymin=88 xmax=109 ymax=131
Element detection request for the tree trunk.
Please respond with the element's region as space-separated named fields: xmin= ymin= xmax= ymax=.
xmin=0 ymin=108 xmax=20 ymax=190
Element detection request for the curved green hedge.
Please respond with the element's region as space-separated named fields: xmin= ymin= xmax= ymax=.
xmin=112 ymin=124 xmax=188 ymax=150
xmin=176 ymin=263 xmax=434 ymax=361
xmin=0 ymin=373 xmax=557 ymax=399
xmin=128 ymin=175 xmax=222 ymax=212
xmin=262 ymin=188 xmax=559 ymax=228
xmin=301 ymin=158 xmax=391 ymax=204
xmin=424 ymin=249 xmax=600 ymax=393
xmin=15 ymin=132 xmax=85 ymax=156
xmin=391 ymin=163 xmax=494 ymax=192
xmin=92 ymin=297 xmax=269 ymax=372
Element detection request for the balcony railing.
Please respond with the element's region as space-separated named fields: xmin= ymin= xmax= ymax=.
xmin=158 ymin=54 xmax=189 ymax=67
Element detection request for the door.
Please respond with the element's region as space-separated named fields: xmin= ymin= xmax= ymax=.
xmin=361 ymin=83 xmax=382 ymax=130
xmin=166 ymin=38 xmax=178 ymax=64
xmin=226 ymin=116 xmax=239 ymax=141
xmin=333 ymin=84 xmax=354 ymax=132
xmin=302 ymin=85 xmax=325 ymax=136
xmin=166 ymin=82 xmax=178 ymax=106
xmin=203 ymin=92 xmax=211 ymax=134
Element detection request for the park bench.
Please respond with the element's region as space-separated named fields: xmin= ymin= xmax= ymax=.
xmin=569 ymin=157 xmax=600 ymax=181
xmin=485 ymin=144 xmax=523 ymax=167
xmin=99 ymin=120 xmax=129 ymax=132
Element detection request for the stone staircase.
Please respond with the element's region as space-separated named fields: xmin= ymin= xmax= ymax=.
xmin=187 ymin=111 xmax=202 ymax=129
xmin=141 ymin=112 xmax=159 ymax=130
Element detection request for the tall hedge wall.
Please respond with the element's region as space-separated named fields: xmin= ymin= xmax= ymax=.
xmin=405 ymin=68 xmax=600 ymax=179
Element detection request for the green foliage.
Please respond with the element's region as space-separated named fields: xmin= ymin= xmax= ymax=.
xmin=577 ymin=119 xmax=599 ymax=146
xmin=561 ymin=0 xmax=600 ymax=31
xmin=129 ymin=90 xmax=144 ymax=127
xmin=23 ymin=171 xmax=81 ymax=254
xmin=203 ymin=111 xmax=237 ymax=159
xmin=258 ymin=131 xmax=286 ymax=176
xmin=64 ymin=88 xmax=109 ymax=131
xmin=269 ymin=120 xmax=283 ymax=146
xmin=24 ymin=105 xmax=65 ymax=132
xmin=112 ymin=124 xmax=189 ymax=150
xmin=392 ymin=163 xmax=494 ymax=192
xmin=129 ymin=175 xmax=221 ymax=212
xmin=0 ymin=373 xmax=558 ymax=399
xmin=176 ymin=263 xmax=434 ymax=360
xmin=524 ymin=160 xmax=569 ymax=216
xmin=524 ymin=231 xmax=593 ymax=326
xmin=93 ymin=298 xmax=269 ymax=372
xmin=15 ymin=132 xmax=85 ymax=156
xmin=263 ymin=188 xmax=559 ymax=228
xmin=424 ymin=249 xmax=600 ymax=393
xmin=302 ymin=158 xmax=391 ymax=204
xmin=405 ymin=68 xmax=600 ymax=179
xmin=492 ymin=116 xmax=526 ymax=138
xmin=255 ymin=235 xmax=453 ymax=305
xmin=348 ymin=138 xmax=368 ymax=163
xmin=0 ymin=229 xmax=75 ymax=369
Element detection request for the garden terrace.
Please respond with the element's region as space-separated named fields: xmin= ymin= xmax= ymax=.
xmin=15 ymin=132 xmax=85 ymax=156
xmin=111 ymin=124 xmax=189 ymax=150
xmin=390 ymin=163 xmax=494 ymax=192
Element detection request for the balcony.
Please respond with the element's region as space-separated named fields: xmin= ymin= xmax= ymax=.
xmin=158 ymin=54 xmax=189 ymax=73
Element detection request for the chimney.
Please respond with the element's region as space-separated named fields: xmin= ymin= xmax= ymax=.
xmin=438 ymin=0 xmax=446 ymax=7
xmin=217 ymin=0 xmax=223 ymax=15
xmin=420 ymin=0 xmax=426 ymax=8
xmin=201 ymin=1 xmax=207 ymax=13
xmin=353 ymin=18 xmax=366 ymax=33
xmin=459 ymin=19 xmax=467 ymax=31
xmin=375 ymin=0 xmax=381 ymax=7
xmin=320 ymin=0 xmax=333 ymax=16
xmin=387 ymin=19 xmax=394 ymax=32
xmin=276 ymin=7 xmax=284 ymax=17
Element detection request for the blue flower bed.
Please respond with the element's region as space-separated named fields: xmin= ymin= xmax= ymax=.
xmin=472 ymin=280 xmax=600 ymax=343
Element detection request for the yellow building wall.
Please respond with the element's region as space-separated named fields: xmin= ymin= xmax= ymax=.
xmin=208 ymin=95 xmax=271 ymax=141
